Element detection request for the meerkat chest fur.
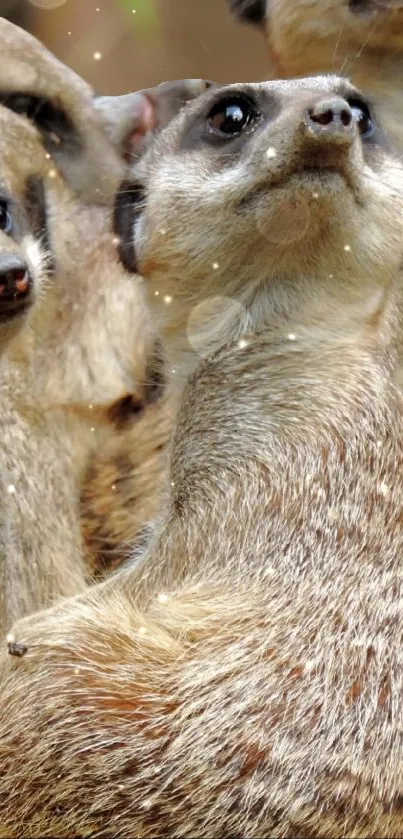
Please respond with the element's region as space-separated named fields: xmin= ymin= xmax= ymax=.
xmin=117 ymin=76 xmax=403 ymax=823
xmin=4 ymin=75 xmax=403 ymax=839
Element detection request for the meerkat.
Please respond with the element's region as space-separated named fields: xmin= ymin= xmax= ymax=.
xmin=2 ymin=75 xmax=403 ymax=837
xmin=228 ymin=1 xmax=403 ymax=155
xmin=0 ymin=17 xmax=211 ymax=596
xmin=0 ymin=103 xmax=131 ymax=638
xmin=0 ymin=16 xmax=212 ymax=579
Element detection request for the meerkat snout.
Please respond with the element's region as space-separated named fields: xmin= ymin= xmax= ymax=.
xmin=307 ymin=97 xmax=358 ymax=137
xmin=0 ymin=252 xmax=31 ymax=319
xmin=0 ymin=110 xmax=50 ymax=351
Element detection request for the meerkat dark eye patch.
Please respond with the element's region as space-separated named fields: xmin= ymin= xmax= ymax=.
xmin=348 ymin=0 xmax=373 ymax=14
xmin=24 ymin=176 xmax=53 ymax=267
xmin=113 ymin=179 xmax=145 ymax=274
xmin=0 ymin=201 xmax=13 ymax=236
xmin=228 ymin=0 xmax=266 ymax=25
xmin=0 ymin=93 xmax=82 ymax=156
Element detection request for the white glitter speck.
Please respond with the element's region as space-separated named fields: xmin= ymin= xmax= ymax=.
xmin=93 ymin=51 xmax=102 ymax=61
xmin=312 ymin=192 xmax=319 ymax=199
xmin=238 ymin=339 xmax=248 ymax=349
xmin=111 ymin=484 xmax=116 ymax=491
xmin=141 ymin=799 xmax=152 ymax=810
xmin=91 ymin=427 xmax=95 ymax=432
xmin=164 ymin=295 xmax=172 ymax=304
xmin=48 ymin=169 xmax=57 ymax=179
xmin=344 ymin=244 xmax=351 ymax=252
xmin=74 ymin=667 xmax=80 ymax=675
xmin=112 ymin=235 xmax=120 ymax=246
xmin=266 ymin=147 xmax=277 ymax=159
xmin=212 ymin=262 xmax=219 ymax=270
xmin=329 ymin=274 xmax=334 ymax=279
xmin=159 ymin=228 xmax=166 ymax=235
xmin=378 ymin=481 xmax=389 ymax=497
xmin=287 ymin=333 xmax=296 ymax=341
xmin=138 ymin=626 xmax=147 ymax=635
xmin=158 ymin=593 xmax=169 ymax=604
xmin=171 ymin=481 xmax=175 ymax=487
xmin=154 ymin=290 xmax=159 ymax=296
xmin=7 ymin=485 xmax=16 ymax=495
xmin=6 ymin=633 xmax=14 ymax=643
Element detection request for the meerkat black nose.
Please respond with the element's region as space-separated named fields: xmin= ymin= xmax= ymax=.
xmin=307 ymin=98 xmax=355 ymax=141
xmin=0 ymin=254 xmax=31 ymax=305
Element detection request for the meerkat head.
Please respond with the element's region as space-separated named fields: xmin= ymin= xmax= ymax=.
xmin=0 ymin=17 xmax=211 ymax=204
xmin=114 ymin=76 xmax=403 ymax=357
xmin=228 ymin=1 xmax=403 ymax=77
xmin=0 ymin=106 xmax=50 ymax=351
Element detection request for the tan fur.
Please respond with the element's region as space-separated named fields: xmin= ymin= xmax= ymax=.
xmin=0 ymin=21 xmax=209 ymax=631
xmin=0 ymin=104 xmax=153 ymax=638
xmin=232 ymin=1 xmax=403 ymax=156
xmin=2 ymin=76 xmax=403 ymax=836
xmin=0 ymin=18 xmax=210 ymax=579
xmin=81 ymin=395 xmax=174 ymax=577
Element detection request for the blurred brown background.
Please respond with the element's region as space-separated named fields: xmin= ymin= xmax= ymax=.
xmin=0 ymin=0 xmax=270 ymax=93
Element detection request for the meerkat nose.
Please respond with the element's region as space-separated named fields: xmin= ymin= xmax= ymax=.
xmin=0 ymin=254 xmax=31 ymax=304
xmin=306 ymin=97 xmax=355 ymax=143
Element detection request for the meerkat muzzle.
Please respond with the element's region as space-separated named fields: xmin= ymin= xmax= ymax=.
xmin=307 ymin=97 xmax=356 ymax=141
xmin=0 ymin=253 xmax=32 ymax=319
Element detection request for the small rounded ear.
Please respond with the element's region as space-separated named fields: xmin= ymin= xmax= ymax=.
xmin=93 ymin=92 xmax=154 ymax=163
xmin=113 ymin=179 xmax=145 ymax=274
xmin=95 ymin=80 xmax=214 ymax=163
xmin=228 ymin=0 xmax=267 ymax=25
xmin=141 ymin=79 xmax=215 ymax=134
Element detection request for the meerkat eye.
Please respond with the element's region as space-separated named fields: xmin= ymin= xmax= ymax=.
xmin=207 ymin=96 xmax=259 ymax=136
xmin=348 ymin=99 xmax=375 ymax=139
xmin=0 ymin=202 xmax=13 ymax=235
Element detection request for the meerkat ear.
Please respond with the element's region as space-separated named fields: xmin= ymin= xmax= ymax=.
xmin=228 ymin=0 xmax=267 ymax=25
xmin=113 ymin=179 xmax=145 ymax=274
xmin=94 ymin=79 xmax=213 ymax=163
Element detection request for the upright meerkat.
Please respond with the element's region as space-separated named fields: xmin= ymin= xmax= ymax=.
xmin=229 ymin=1 xmax=403 ymax=154
xmin=0 ymin=16 xmax=210 ymax=579
xmin=2 ymin=76 xmax=403 ymax=837
xmin=0 ymin=19 xmax=210 ymax=630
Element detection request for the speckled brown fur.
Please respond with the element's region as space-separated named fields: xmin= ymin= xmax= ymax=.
xmin=2 ymin=76 xmax=403 ymax=836
xmin=0 ymin=18 xmax=209 ymax=630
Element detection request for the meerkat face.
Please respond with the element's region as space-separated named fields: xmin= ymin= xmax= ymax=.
xmin=115 ymin=76 xmax=403 ymax=334
xmin=0 ymin=106 xmax=49 ymax=346
xmin=229 ymin=1 xmax=403 ymax=75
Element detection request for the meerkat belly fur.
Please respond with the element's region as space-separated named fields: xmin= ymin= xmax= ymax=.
xmin=1 ymin=75 xmax=403 ymax=837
